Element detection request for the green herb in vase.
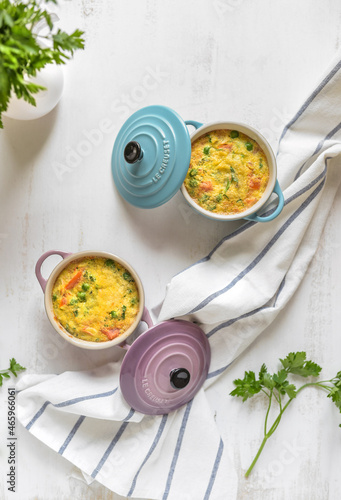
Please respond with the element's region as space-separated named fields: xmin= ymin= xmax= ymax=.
xmin=0 ymin=0 xmax=85 ymax=127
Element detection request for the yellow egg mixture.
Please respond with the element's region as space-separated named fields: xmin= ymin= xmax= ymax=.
xmin=52 ymin=257 xmax=140 ymax=342
xmin=184 ymin=129 xmax=269 ymax=215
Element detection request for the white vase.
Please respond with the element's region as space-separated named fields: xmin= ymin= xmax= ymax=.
xmin=4 ymin=63 xmax=64 ymax=121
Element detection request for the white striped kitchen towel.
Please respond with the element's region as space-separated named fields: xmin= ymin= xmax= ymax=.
xmin=17 ymin=52 xmax=341 ymax=500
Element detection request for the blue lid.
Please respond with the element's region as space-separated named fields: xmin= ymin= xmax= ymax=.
xmin=111 ymin=105 xmax=192 ymax=208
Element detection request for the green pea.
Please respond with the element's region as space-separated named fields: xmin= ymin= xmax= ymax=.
xmin=52 ymin=294 xmax=57 ymax=302
xmin=77 ymin=291 xmax=86 ymax=302
xmin=82 ymin=283 xmax=90 ymax=291
xmin=245 ymin=142 xmax=253 ymax=151
xmin=110 ymin=310 xmax=118 ymax=318
xmin=123 ymin=271 xmax=134 ymax=282
xmin=189 ymin=168 xmax=198 ymax=177
xmin=230 ymin=130 xmax=239 ymax=139
xmin=70 ymin=298 xmax=78 ymax=305
xmin=189 ymin=179 xmax=199 ymax=188
xmin=105 ymin=259 xmax=115 ymax=268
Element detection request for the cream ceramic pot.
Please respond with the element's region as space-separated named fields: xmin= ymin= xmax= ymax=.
xmin=180 ymin=121 xmax=284 ymax=222
xmin=35 ymin=250 xmax=148 ymax=350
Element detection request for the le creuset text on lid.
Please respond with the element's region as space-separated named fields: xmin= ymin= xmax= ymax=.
xmin=111 ymin=105 xmax=198 ymax=209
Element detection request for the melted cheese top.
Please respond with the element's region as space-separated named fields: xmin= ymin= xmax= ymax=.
xmin=52 ymin=257 xmax=140 ymax=342
xmin=184 ymin=129 xmax=269 ymax=215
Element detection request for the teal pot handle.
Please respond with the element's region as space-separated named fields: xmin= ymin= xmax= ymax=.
xmin=185 ymin=120 xmax=203 ymax=130
xmin=244 ymin=180 xmax=284 ymax=223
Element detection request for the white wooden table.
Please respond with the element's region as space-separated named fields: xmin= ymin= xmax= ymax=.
xmin=1 ymin=1 xmax=341 ymax=499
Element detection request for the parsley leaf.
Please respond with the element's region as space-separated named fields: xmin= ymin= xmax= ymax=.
xmin=230 ymin=351 xmax=340 ymax=477
xmin=230 ymin=371 xmax=262 ymax=401
xmin=0 ymin=358 xmax=26 ymax=386
xmin=280 ymin=351 xmax=322 ymax=377
xmin=258 ymin=363 xmax=275 ymax=390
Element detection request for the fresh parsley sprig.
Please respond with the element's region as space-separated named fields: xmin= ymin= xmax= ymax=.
xmin=0 ymin=358 xmax=26 ymax=386
xmin=230 ymin=352 xmax=341 ymax=477
xmin=0 ymin=0 xmax=85 ymax=127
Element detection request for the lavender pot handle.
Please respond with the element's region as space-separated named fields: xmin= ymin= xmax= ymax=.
xmin=120 ymin=308 xmax=154 ymax=351
xmin=35 ymin=250 xmax=72 ymax=292
xmin=141 ymin=307 xmax=153 ymax=328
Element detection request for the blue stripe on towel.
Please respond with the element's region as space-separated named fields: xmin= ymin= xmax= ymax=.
xmin=207 ymin=363 xmax=233 ymax=380
xmin=26 ymin=401 xmax=50 ymax=430
xmin=91 ymin=421 xmax=129 ymax=479
xmin=127 ymin=414 xmax=168 ymax=497
xmin=26 ymin=387 xmax=118 ymax=430
xmin=162 ymin=400 xmax=193 ymax=500
xmin=207 ymin=304 xmax=265 ymax=340
xmin=55 ymin=387 xmax=119 ymax=408
xmin=90 ymin=407 xmax=135 ymax=479
xmin=123 ymin=408 xmax=135 ymax=421
xmin=204 ymin=438 xmax=224 ymax=500
xmin=295 ymin=121 xmax=341 ymax=180
xmin=207 ymin=273 xmax=286 ymax=340
xmin=206 ymin=277 xmax=286 ymax=380
xmin=188 ymin=178 xmax=325 ymax=315
xmin=278 ymin=56 xmax=341 ymax=145
xmin=58 ymin=415 xmax=86 ymax=455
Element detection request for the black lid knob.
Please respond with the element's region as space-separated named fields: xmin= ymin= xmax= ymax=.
xmin=124 ymin=141 xmax=143 ymax=164
xmin=170 ymin=368 xmax=191 ymax=390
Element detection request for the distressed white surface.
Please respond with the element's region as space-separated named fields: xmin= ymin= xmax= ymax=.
xmin=1 ymin=0 xmax=341 ymax=499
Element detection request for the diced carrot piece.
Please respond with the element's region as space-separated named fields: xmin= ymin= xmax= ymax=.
xmin=201 ymin=181 xmax=213 ymax=192
xmin=64 ymin=269 xmax=84 ymax=290
xmin=249 ymin=177 xmax=261 ymax=190
xmin=245 ymin=197 xmax=258 ymax=207
xmin=219 ymin=144 xmax=232 ymax=151
xmin=101 ymin=328 xmax=120 ymax=340
xmin=59 ymin=295 xmax=67 ymax=307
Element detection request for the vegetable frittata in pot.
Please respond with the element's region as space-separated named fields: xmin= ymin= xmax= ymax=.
xmin=52 ymin=257 xmax=140 ymax=342
xmin=184 ymin=129 xmax=269 ymax=215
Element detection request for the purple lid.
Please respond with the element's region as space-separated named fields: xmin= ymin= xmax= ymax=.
xmin=120 ymin=320 xmax=211 ymax=415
